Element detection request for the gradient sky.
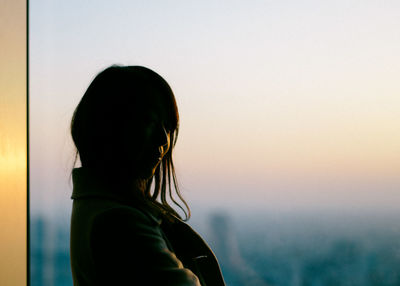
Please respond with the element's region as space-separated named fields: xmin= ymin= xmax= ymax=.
xmin=30 ymin=0 xmax=400 ymax=216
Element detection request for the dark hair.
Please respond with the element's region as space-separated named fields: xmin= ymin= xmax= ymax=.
xmin=70 ymin=65 xmax=190 ymax=220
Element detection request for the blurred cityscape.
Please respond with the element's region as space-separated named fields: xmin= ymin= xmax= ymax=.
xmin=31 ymin=211 xmax=400 ymax=286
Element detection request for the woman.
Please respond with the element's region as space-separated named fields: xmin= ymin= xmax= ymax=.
xmin=69 ymin=65 xmax=226 ymax=286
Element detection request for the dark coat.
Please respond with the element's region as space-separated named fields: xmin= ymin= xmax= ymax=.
xmin=70 ymin=167 xmax=225 ymax=286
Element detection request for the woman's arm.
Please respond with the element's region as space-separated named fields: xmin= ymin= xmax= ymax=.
xmin=90 ymin=207 xmax=201 ymax=286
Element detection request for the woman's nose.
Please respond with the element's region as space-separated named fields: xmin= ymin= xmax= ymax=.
xmin=156 ymin=126 xmax=170 ymax=153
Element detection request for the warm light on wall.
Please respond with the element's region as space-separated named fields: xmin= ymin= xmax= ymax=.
xmin=0 ymin=0 xmax=27 ymax=285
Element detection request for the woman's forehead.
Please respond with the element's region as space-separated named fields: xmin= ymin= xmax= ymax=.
xmin=124 ymin=86 xmax=177 ymax=128
xmin=138 ymin=106 xmax=171 ymax=126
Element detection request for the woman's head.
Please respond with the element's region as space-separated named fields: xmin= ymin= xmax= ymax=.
xmin=71 ymin=65 xmax=189 ymax=219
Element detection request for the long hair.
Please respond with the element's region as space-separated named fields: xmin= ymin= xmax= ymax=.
xmin=70 ymin=65 xmax=190 ymax=220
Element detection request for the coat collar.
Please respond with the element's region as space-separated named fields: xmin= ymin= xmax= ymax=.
xmin=71 ymin=167 xmax=162 ymax=225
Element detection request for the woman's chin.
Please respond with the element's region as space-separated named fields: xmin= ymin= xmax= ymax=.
xmin=138 ymin=166 xmax=158 ymax=180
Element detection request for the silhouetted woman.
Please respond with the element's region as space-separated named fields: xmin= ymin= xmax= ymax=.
xmin=69 ymin=66 xmax=225 ymax=286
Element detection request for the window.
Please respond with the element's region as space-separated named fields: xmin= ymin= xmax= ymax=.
xmin=30 ymin=1 xmax=400 ymax=285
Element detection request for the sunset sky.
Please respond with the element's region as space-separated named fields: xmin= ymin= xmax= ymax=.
xmin=30 ymin=0 xmax=400 ymax=216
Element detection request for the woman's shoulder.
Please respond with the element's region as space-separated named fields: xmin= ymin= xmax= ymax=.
xmin=91 ymin=202 xmax=163 ymax=232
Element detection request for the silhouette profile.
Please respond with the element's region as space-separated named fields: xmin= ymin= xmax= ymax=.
xmin=69 ymin=66 xmax=225 ymax=285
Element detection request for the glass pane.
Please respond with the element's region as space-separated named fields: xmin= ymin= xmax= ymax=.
xmin=30 ymin=1 xmax=400 ymax=285
xmin=0 ymin=0 xmax=27 ymax=285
